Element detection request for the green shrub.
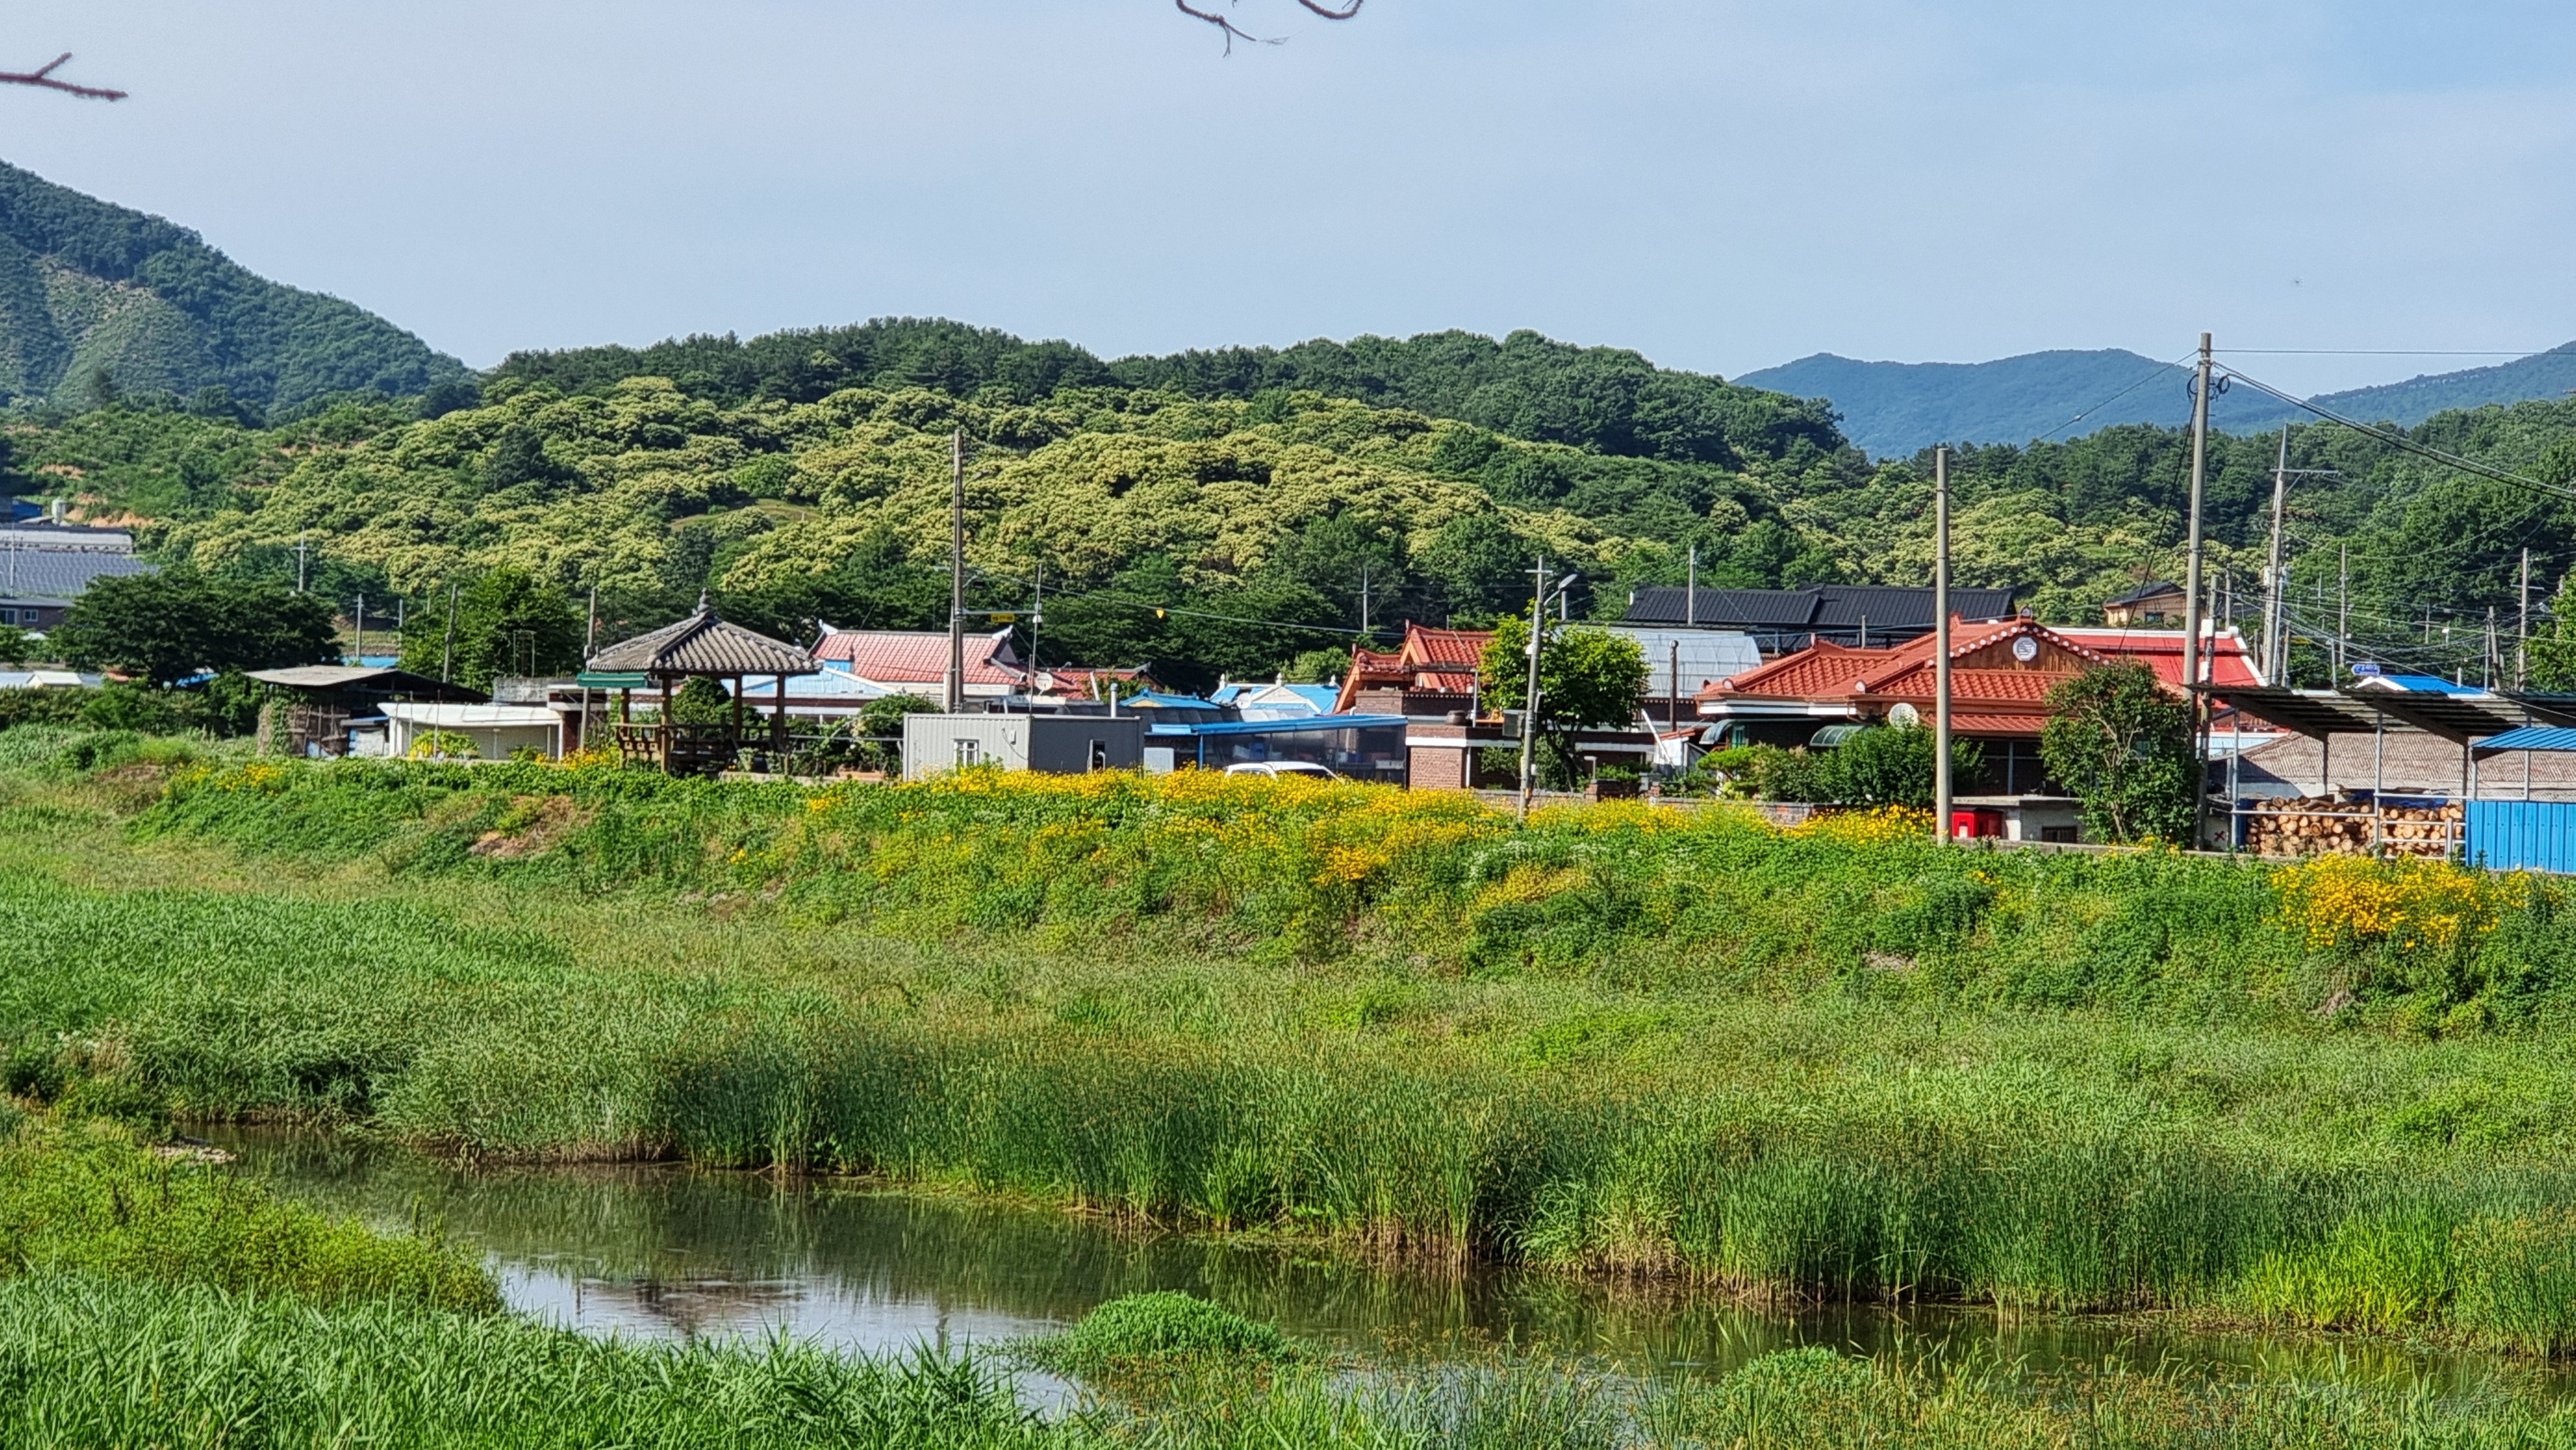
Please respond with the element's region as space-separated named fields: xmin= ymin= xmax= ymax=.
xmin=1023 ymin=1292 xmax=1300 ymax=1375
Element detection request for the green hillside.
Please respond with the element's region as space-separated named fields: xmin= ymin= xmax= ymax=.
xmin=0 ymin=161 xmax=466 ymax=415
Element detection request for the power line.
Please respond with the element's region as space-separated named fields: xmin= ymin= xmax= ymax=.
xmin=2215 ymin=365 xmax=2576 ymax=503
xmin=2217 ymin=348 xmax=2566 ymax=357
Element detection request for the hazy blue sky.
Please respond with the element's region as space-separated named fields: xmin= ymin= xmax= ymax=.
xmin=7 ymin=1 xmax=2573 ymax=393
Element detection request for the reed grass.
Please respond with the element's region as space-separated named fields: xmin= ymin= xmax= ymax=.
xmin=17 ymin=746 xmax=2576 ymax=1351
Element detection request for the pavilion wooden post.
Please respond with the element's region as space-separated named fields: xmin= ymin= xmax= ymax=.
xmin=772 ymin=674 xmax=788 ymax=759
xmin=659 ymin=677 xmax=673 ymax=771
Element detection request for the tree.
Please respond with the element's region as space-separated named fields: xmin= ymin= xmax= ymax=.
xmin=0 ymin=53 xmax=123 ymax=100
xmin=1177 ymin=0 xmax=1361 ymax=52
xmin=2039 ymin=663 xmax=2196 ymax=843
xmin=0 ymin=622 xmax=29 ymax=666
xmin=52 ymin=569 xmax=335 ymax=685
xmin=1820 ymin=724 xmax=1984 ymax=810
xmin=1480 ymin=611 xmax=1648 ymax=786
xmin=2528 ymin=577 xmax=2576 ymax=691
xmin=398 ymin=569 xmax=585 ymax=692
xmin=1285 ymin=647 xmax=1349 ymax=683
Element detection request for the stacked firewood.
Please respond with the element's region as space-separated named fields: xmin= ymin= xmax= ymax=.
xmin=2241 ymin=796 xmax=2463 ymax=859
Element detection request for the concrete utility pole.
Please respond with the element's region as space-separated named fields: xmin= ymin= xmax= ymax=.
xmin=945 ymin=428 xmax=966 ymax=713
xmin=2488 ymin=606 xmax=2500 ymax=690
xmin=1685 ymin=545 xmax=1698 ymax=627
xmin=2263 ymin=428 xmax=2289 ymax=681
xmin=2520 ymin=547 xmax=2533 ymax=687
xmin=2181 ymin=334 xmax=2214 ymax=847
xmin=1359 ymin=562 xmax=1371 ymax=638
xmin=1518 ymin=556 xmax=1548 ymax=822
xmin=1026 ymin=562 xmax=1044 ymax=712
xmin=585 ymin=585 xmax=598 ymax=664
xmin=1934 ymin=445 xmax=1954 ymax=842
xmin=440 ymin=581 xmax=459 ymax=684
xmin=353 ymin=594 xmax=365 ymax=664
xmin=295 ymin=530 xmax=308 ymax=594
xmin=2336 ymin=543 xmax=2348 ymax=681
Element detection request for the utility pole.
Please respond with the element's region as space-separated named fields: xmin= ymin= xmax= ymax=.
xmin=353 ymin=594 xmax=365 ymax=665
xmin=2336 ymin=543 xmax=2348 ymax=681
xmin=295 ymin=530 xmax=308 ymax=594
xmin=1667 ymin=639 xmax=1680 ymax=734
xmin=2181 ymin=333 xmax=2214 ymax=849
xmin=2263 ymin=427 xmax=2289 ymax=681
xmin=945 ymin=428 xmax=966 ymax=713
xmin=1026 ymin=562 xmax=1044 ymax=711
xmin=1359 ymin=563 xmax=1371 ymax=638
xmin=1519 ymin=556 xmax=1548 ymax=822
xmin=1934 ymin=445 xmax=1953 ymax=842
xmin=440 ymin=581 xmax=459 ymax=684
xmin=585 ymin=585 xmax=598 ymax=664
xmin=1685 ymin=545 xmax=1698 ymax=628
xmin=2520 ymin=547 xmax=2533 ymax=688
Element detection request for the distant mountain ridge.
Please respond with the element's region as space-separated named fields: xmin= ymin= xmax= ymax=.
xmin=1741 ymin=344 xmax=2576 ymax=458
xmin=0 ymin=161 xmax=466 ymax=414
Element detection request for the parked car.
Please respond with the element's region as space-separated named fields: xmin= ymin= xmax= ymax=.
xmin=1224 ymin=761 xmax=1340 ymax=780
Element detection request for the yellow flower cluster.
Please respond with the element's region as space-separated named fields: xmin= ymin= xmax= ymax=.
xmin=1792 ymin=805 xmax=1938 ymax=845
xmin=2273 ymin=855 xmax=2536 ymax=954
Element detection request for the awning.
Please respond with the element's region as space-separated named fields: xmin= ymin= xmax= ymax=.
xmin=2474 ymin=726 xmax=2576 ymax=758
xmin=2197 ymin=686 xmax=2387 ymax=739
xmin=2338 ymin=686 xmax=2529 ymax=744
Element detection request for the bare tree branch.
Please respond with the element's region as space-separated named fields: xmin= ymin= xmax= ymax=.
xmin=0 ymin=53 xmax=125 ymax=101
xmin=1177 ymin=0 xmax=1360 ymax=53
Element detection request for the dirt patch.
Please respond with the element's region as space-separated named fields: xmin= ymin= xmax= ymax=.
xmin=469 ymin=795 xmax=589 ymax=859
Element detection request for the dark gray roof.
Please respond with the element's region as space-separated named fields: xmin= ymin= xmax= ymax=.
xmin=2105 ymin=580 xmax=2184 ymax=608
xmin=1625 ymin=585 xmax=2018 ymax=632
xmin=0 ymin=550 xmax=156 ymax=606
xmin=587 ymin=597 xmax=817 ymax=676
xmin=245 ymin=665 xmax=488 ymax=702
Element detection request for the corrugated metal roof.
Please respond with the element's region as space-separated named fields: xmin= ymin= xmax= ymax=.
xmin=1627 ymin=585 xmax=2018 ymax=630
xmin=1602 ymin=626 xmax=1764 ymax=695
xmin=0 ymin=550 xmax=155 ymax=604
xmin=2473 ymin=726 xmax=2576 ymax=753
xmin=587 ymin=598 xmax=817 ymax=675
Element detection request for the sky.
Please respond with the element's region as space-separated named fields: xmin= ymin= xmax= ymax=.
xmin=6 ymin=1 xmax=2575 ymax=395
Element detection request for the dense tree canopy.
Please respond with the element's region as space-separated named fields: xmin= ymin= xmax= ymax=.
xmin=51 ymin=569 xmax=334 ymax=684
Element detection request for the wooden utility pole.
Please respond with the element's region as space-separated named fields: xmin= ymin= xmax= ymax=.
xmin=1934 ymin=445 xmax=1953 ymax=841
xmin=945 ymin=428 xmax=966 ymax=713
xmin=2263 ymin=427 xmax=2289 ymax=680
xmin=1518 ymin=556 xmax=1548 ymax=822
xmin=2181 ymin=334 xmax=2214 ymax=847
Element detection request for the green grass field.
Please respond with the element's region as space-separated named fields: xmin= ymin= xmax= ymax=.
xmin=12 ymin=730 xmax=2576 ymax=1357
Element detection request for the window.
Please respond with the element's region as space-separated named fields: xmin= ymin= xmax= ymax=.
xmin=954 ymin=738 xmax=980 ymax=767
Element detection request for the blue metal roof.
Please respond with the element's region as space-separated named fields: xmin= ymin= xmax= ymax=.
xmin=1146 ymin=713 xmax=1408 ymax=737
xmin=2355 ymin=673 xmax=2488 ymax=697
xmin=2474 ymin=726 xmax=2576 ymax=753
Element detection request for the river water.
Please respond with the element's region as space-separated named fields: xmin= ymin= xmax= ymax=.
xmin=220 ymin=1129 xmax=2564 ymax=1398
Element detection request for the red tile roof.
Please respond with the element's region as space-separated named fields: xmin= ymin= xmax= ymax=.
xmin=813 ymin=628 xmax=1025 ymax=686
xmin=1697 ymin=617 xmax=2253 ymax=738
xmin=1703 ymin=640 xmax=1902 ymax=699
xmin=2052 ymin=627 xmax=2264 ymax=689
xmin=1335 ymin=624 xmax=1494 ymax=713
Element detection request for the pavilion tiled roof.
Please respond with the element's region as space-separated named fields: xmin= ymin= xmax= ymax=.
xmin=588 ymin=597 xmax=817 ymax=676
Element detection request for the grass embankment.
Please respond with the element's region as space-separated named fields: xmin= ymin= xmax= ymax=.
xmin=13 ymin=733 xmax=2576 ymax=1351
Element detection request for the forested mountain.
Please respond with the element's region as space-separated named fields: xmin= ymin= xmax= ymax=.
xmin=23 ymin=354 xmax=2576 ymax=690
xmin=0 ymin=162 xmax=466 ymax=415
xmin=1743 ymin=345 xmax=2576 ymax=458
xmin=2311 ymin=344 xmax=2576 ymax=428
xmin=491 ymin=323 xmax=1845 ymax=474
xmin=1737 ymin=350 xmax=2302 ymax=457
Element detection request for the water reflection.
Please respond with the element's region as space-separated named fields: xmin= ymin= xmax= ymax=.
xmin=220 ymin=1128 xmax=2566 ymax=1399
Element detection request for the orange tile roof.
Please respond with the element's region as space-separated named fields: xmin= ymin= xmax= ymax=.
xmin=1703 ymin=640 xmax=1901 ymax=700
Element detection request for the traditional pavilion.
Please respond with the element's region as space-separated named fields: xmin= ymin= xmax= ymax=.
xmin=581 ymin=596 xmax=819 ymax=775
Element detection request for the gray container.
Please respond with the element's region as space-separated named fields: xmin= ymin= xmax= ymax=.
xmin=901 ymin=713 xmax=1146 ymax=780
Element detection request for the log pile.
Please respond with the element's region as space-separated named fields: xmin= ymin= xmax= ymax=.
xmin=2242 ymin=796 xmax=2463 ymax=859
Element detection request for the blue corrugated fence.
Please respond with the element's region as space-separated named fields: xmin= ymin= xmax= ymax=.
xmin=2467 ymin=800 xmax=2576 ymax=873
